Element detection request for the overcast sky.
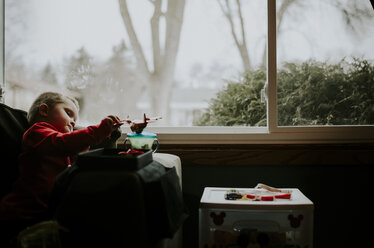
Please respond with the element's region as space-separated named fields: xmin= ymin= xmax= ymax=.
xmin=19 ymin=0 xmax=250 ymax=85
xmin=7 ymin=0 xmax=374 ymax=85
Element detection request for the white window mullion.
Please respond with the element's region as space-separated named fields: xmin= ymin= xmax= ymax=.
xmin=267 ymin=0 xmax=277 ymax=133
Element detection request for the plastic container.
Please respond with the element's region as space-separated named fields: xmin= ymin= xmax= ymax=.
xmin=199 ymin=187 xmax=314 ymax=248
xmin=125 ymin=131 xmax=159 ymax=152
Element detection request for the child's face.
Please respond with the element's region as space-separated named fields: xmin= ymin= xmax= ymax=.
xmin=46 ymin=99 xmax=78 ymax=133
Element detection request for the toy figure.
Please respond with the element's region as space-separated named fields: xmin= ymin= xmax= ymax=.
xmin=124 ymin=113 xmax=162 ymax=134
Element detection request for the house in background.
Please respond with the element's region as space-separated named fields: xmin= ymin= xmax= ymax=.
xmin=137 ymin=87 xmax=219 ymax=126
xmin=4 ymin=79 xmax=79 ymax=113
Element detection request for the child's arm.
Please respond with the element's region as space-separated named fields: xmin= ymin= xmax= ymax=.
xmin=23 ymin=117 xmax=120 ymax=156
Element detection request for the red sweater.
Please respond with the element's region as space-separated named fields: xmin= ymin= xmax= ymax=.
xmin=0 ymin=120 xmax=113 ymax=221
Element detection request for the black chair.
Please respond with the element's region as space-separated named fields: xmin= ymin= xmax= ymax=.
xmin=0 ymin=103 xmax=29 ymax=201
xmin=0 ymin=103 xmax=31 ymax=247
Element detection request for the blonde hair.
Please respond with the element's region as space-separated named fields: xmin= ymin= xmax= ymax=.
xmin=27 ymin=92 xmax=79 ymax=124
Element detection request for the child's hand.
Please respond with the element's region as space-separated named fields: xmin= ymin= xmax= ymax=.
xmin=104 ymin=115 xmax=123 ymax=130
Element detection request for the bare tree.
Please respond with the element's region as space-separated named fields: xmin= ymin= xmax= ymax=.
xmin=217 ymin=0 xmax=298 ymax=71
xmin=118 ymin=0 xmax=186 ymax=120
xmin=218 ymin=0 xmax=373 ymax=72
xmin=217 ymin=0 xmax=252 ymax=71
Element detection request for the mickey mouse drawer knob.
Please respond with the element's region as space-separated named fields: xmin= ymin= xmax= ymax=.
xmin=288 ymin=214 xmax=303 ymax=228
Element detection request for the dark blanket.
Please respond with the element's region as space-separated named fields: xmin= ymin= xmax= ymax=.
xmin=50 ymin=152 xmax=188 ymax=247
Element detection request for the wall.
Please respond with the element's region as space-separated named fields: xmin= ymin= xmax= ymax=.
xmin=159 ymin=144 xmax=374 ymax=248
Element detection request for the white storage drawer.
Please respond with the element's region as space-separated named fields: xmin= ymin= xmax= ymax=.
xmin=199 ymin=187 xmax=314 ymax=248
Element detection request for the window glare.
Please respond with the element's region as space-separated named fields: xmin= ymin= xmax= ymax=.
xmin=4 ymin=0 xmax=373 ymax=131
xmin=4 ymin=0 xmax=267 ymax=127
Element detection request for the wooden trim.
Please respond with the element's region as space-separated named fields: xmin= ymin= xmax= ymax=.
xmin=154 ymin=143 xmax=374 ymax=166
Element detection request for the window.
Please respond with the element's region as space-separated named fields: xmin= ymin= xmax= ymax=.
xmin=2 ymin=0 xmax=267 ymax=127
xmin=1 ymin=0 xmax=373 ymax=144
xmin=277 ymin=0 xmax=374 ymax=126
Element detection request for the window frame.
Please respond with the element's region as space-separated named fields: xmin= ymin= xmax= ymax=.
xmin=131 ymin=0 xmax=374 ymax=145
xmin=2 ymin=0 xmax=374 ymax=145
xmin=0 ymin=0 xmax=3 ymax=98
xmin=138 ymin=0 xmax=374 ymax=145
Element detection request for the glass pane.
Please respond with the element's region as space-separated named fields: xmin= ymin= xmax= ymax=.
xmin=4 ymin=0 xmax=267 ymax=127
xmin=277 ymin=0 xmax=374 ymax=126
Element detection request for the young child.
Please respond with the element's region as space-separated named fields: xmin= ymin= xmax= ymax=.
xmin=0 ymin=92 xmax=122 ymax=225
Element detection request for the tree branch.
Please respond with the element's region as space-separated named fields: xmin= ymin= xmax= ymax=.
xmin=277 ymin=0 xmax=297 ymax=36
xmin=235 ymin=0 xmax=250 ymax=70
xmin=151 ymin=0 xmax=163 ymax=74
xmin=118 ymin=0 xmax=150 ymax=78
xmin=217 ymin=0 xmax=250 ymax=71
xmin=219 ymin=0 xmax=241 ymax=52
xmin=236 ymin=0 xmax=246 ymax=45
xmin=163 ymin=0 xmax=185 ymax=77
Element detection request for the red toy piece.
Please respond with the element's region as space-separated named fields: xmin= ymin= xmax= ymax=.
xmin=261 ymin=195 xmax=275 ymax=201
xmin=275 ymin=193 xmax=292 ymax=199
xmin=118 ymin=149 xmax=144 ymax=155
